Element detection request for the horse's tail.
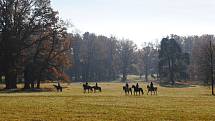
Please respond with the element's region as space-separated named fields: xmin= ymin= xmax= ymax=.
xmin=154 ymin=87 xmax=157 ymax=95
xmin=129 ymin=88 xmax=132 ymax=95
xmin=90 ymin=86 xmax=93 ymax=91
xmin=140 ymin=88 xmax=144 ymax=95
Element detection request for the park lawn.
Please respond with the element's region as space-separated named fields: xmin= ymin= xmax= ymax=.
xmin=0 ymin=82 xmax=215 ymax=121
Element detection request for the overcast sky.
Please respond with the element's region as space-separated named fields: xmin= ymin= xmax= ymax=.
xmin=51 ymin=0 xmax=215 ymax=46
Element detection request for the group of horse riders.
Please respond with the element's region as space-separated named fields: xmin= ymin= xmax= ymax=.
xmin=83 ymin=82 xmax=102 ymax=93
xmin=123 ymin=81 xmax=157 ymax=95
xmin=82 ymin=81 xmax=157 ymax=95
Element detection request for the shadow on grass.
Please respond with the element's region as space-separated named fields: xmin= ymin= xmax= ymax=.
xmin=200 ymin=94 xmax=215 ymax=96
xmin=159 ymin=82 xmax=196 ymax=88
xmin=0 ymin=88 xmax=54 ymax=93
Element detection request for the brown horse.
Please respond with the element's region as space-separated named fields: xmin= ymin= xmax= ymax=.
xmin=123 ymin=86 xmax=132 ymax=95
xmin=92 ymin=86 xmax=102 ymax=92
xmin=132 ymin=85 xmax=143 ymax=95
xmin=147 ymin=85 xmax=157 ymax=95
xmin=83 ymin=84 xmax=93 ymax=93
xmin=53 ymin=85 xmax=62 ymax=92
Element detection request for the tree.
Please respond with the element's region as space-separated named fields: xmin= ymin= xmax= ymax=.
xmin=159 ymin=37 xmax=182 ymax=85
xmin=0 ymin=0 xmax=71 ymax=89
xmin=68 ymin=32 xmax=120 ymax=82
xmin=70 ymin=34 xmax=82 ymax=81
xmin=209 ymin=40 xmax=214 ymax=95
xmin=118 ymin=40 xmax=137 ymax=82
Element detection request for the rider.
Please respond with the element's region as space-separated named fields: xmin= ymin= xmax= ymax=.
xmin=95 ymin=82 xmax=98 ymax=87
xmin=125 ymin=82 xmax=129 ymax=88
xmin=150 ymin=82 xmax=154 ymax=89
xmin=86 ymin=81 xmax=88 ymax=86
xmin=136 ymin=83 xmax=139 ymax=88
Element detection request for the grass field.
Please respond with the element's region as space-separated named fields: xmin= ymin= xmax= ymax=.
xmin=0 ymin=82 xmax=215 ymax=121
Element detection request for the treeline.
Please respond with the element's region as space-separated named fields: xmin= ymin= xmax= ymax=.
xmin=69 ymin=33 xmax=215 ymax=86
xmin=68 ymin=32 xmax=159 ymax=82
xmin=69 ymin=32 xmax=136 ymax=82
xmin=159 ymin=35 xmax=215 ymax=85
xmin=0 ymin=0 xmax=214 ymax=90
xmin=0 ymin=0 xmax=72 ymax=89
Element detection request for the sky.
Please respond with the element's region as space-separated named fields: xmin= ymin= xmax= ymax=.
xmin=51 ymin=0 xmax=215 ymax=46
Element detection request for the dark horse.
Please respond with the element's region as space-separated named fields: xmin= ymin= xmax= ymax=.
xmin=132 ymin=85 xmax=143 ymax=95
xmin=123 ymin=86 xmax=132 ymax=95
xmin=92 ymin=86 xmax=102 ymax=92
xmin=53 ymin=84 xmax=62 ymax=92
xmin=83 ymin=84 xmax=93 ymax=93
xmin=147 ymin=85 xmax=157 ymax=95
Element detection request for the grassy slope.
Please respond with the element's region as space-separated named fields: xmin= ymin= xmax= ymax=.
xmin=0 ymin=83 xmax=215 ymax=121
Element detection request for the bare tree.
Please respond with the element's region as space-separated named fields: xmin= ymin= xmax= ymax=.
xmin=118 ymin=40 xmax=137 ymax=82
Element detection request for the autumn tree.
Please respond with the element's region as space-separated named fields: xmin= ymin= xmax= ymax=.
xmin=0 ymin=0 xmax=71 ymax=89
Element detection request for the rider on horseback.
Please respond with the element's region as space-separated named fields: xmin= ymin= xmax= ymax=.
xmin=126 ymin=82 xmax=129 ymax=88
xmin=150 ymin=82 xmax=154 ymax=89
xmin=136 ymin=83 xmax=139 ymax=88
xmin=95 ymin=82 xmax=98 ymax=87
xmin=86 ymin=81 xmax=88 ymax=86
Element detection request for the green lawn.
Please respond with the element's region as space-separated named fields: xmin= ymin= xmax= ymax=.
xmin=0 ymin=82 xmax=215 ymax=121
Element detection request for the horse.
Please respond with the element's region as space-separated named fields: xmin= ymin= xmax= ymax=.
xmin=83 ymin=84 xmax=93 ymax=93
xmin=92 ymin=86 xmax=102 ymax=92
xmin=53 ymin=84 xmax=62 ymax=92
xmin=123 ymin=86 xmax=132 ymax=95
xmin=131 ymin=85 xmax=143 ymax=95
xmin=147 ymin=85 xmax=157 ymax=95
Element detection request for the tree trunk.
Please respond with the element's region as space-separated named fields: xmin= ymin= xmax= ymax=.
xmin=5 ymin=70 xmax=17 ymax=89
xmin=24 ymin=68 xmax=30 ymax=89
xmin=139 ymin=73 xmax=142 ymax=79
xmin=168 ymin=58 xmax=175 ymax=85
xmin=24 ymin=81 xmax=30 ymax=89
xmin=30 ymin=79 xmax=35 ymax=88
xmin=145 ymin=66 xmax=148 ymax=82
xmin=210 ymin=40 xmax=214 ymax=95
xmin=122 ymin=72 xmax=127 ymax=82
xmin=36 ymin=80 xmax=40 ymax=88
xmin=170 ymin=71 xmax=175 ymax=85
